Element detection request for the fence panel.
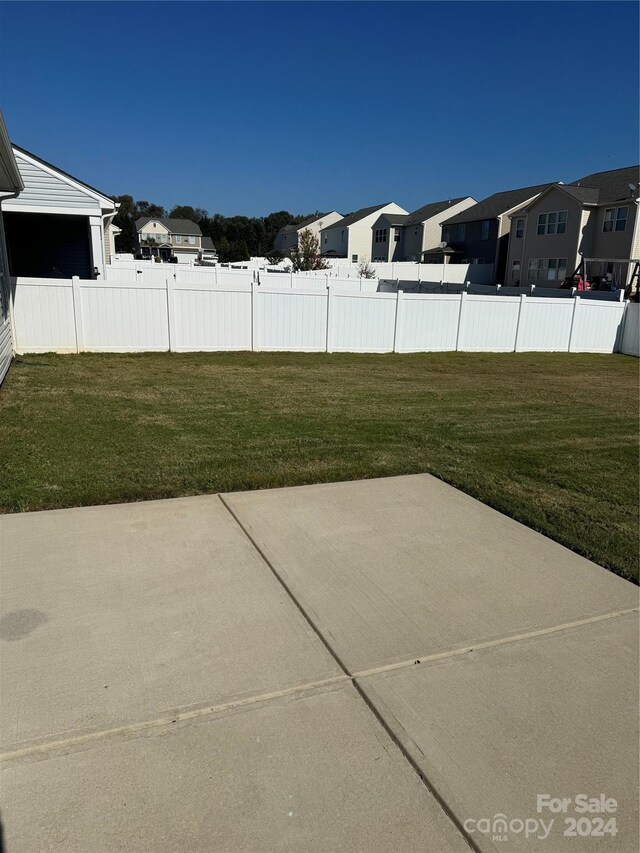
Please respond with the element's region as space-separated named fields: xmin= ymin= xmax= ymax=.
xmin=396 ymin=293 xmax=460 ymax=352
xmin=256 ymin=288 xmax=328 ymax=351
xmin=173 ymin=281 xmax=252 ymax=351
xmin=515 ymin=297 xmax=574 ymax=352
xmin=620 ymin=302 xmax=640 ymax=356
xmin=568 ymin=299 xmax=626 ymax=354
xmin=330 ymin=291 xmax=397 ymax=352
xmin=12 ymin=278 xmax=77 ymax=352
xmin=80 ymin=280 xmax=169 ymax=351
xmin=458 ymin=295 xmax=520 ymax=352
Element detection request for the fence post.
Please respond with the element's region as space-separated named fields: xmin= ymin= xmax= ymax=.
xmin=166 ymin=274 xmax=176 ymax=352
xmin=290 ymin=269 xmax=294 ymax=288
xmin=567 ymin=295 xmax=579 ymax=352
xmin=71 ymin=275 xmax=85 ymax=353
xmin=455 ymin=290 xmax=466 ymax=351
xmin=393 ymin=287 xmax=403 ymax=353
xmin=513 ymin=293 xmax=526 ymax=352
xmin=251 ymin=280 xmax=258 ymax=351
xmin=326 ymin=285 xmax=334 ymax=353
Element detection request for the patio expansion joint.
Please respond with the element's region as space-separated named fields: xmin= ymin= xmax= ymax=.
xmin=0 ymin=675 xmax=349 ymax=764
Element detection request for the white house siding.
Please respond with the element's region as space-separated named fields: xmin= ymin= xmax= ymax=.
xmin=0 ymin=214 xmax=13 ymax=383
xmin=348 ymin=204 xmax=407 ymax=264
xmin=6 ymin=153 xmax=101 ymax=214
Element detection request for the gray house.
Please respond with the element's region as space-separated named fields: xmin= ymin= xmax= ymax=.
xmin=505 ymin=165 xmax=640 ymax=289
xmin=440 ymin=183 xmax=551 ymax=282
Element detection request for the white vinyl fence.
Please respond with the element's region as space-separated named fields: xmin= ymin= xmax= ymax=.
xmin=9 ymin=275 xmax=638 ymax=356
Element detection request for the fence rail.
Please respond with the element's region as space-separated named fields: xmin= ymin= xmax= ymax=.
xmin=9 ymin=275 xmax=638 ymax=357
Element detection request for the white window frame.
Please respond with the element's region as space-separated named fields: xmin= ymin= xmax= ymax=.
xmin=511 ymin=260 xmax=521 ymax=281
xmin=175 ymin=235 xmax=182 ymax=244
xmin=188 ymin=236 xmax=196 ymax=245
xmin=537 ymin=211 xmax=567 ymax=236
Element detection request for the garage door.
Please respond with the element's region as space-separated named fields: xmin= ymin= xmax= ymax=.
xmin=4 ymin=212 xmax=92 ymax=279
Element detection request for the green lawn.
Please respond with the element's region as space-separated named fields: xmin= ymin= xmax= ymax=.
xmin=0 ymin=351 xmax=638 ymax=582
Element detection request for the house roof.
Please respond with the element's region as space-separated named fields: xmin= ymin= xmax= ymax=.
xmin=442 ymin=183 xmax=551 ymax=225
xmin=378 ymin=214 xmax=409 ymax=226
xmin=136 ymin=217 xmax=202 ymax=236
xmin=201 ymin=236 xmax=216 ymax=251
xmin=12 ymin=143 xmax=115 ymax=205
xmin=405 ymin=197 xmax=471 ymax=227
xmin=324 ymin=203 xmax=393 ymax=230
xmin=276 ymin=214 xmax=334 ymax=238
xmin=569 ymin=165 xmax=640 ymax=205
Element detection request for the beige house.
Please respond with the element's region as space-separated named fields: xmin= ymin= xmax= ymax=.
xmin=505 ymin=166 xmax=640 ymax=289
xmin=321 ymin=202 xmax=408 ymax=263
xmin=274 ymin=212 xmax=343 ymax=254
xmin=135 ymin=217 xmax=201 ymax=263
xmin=371 ymin=196 xmax=476 ymax=263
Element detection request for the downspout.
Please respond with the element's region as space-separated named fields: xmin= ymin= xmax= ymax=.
xmin=101 ymin=205 xmax=119 ymax=272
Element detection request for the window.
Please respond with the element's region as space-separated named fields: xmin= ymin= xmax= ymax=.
xmin=458 ymin=224 xmax=466 ymax=240
xmin=351 ymin=254 xmax=358 ymax=262
xmin=511 ymin=260 xmax=521 ymax=281
xmin=324 ymin=236 xmax=327 ymax=244
xmin=515 ymin=218 xmax=524 ymax=238
xmin=175 ymin=235 xmax=182 ymax=244
xmin=341 ymin=230 xmax=345 ymax=239
xmin=443 ymin=225 xmax=452 ymax=243
xmin=188 ymin=236 xmax=196 ymax=245
xmin=480 ymin=220 xmax=490 ymax=241
xmin=374 ymin=228 xmax=388 ymax=243
xmin=393 ymin=228 xmax=401 ymax=242
xmin=527 ymin=258 xmax=568 ymax=281
xmin=603 ymin=207 xmax=628 ymax=232
xmin=537 ymin=211 xmax=567 ymax=235
xmin=414 ymin=226 xmax=419 ymax=236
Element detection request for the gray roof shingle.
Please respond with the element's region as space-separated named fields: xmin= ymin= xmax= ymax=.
xmin=324 ymin=203 xmax=394 ymax=230
xmin=136 ymin=217 xmax=202 ymax=236
xmin=442 ymin=183 xmax=552 ymax=226
xmin=569 ymin=165 xmax=640 ymax=205
xmin=405 ymin=197 xmax=472 ymax=227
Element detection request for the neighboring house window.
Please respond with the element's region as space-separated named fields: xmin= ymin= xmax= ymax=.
xmin=175 ymin=235 xmax=182 ymax=244
xmin=443 ymin=226 xmax=451 ymax=242
xmin=537 ymin=211 xmax=567 ymax=235
xmin=374 ymin=228 xmax=388 ymax=243
xmin=481 ymin=220 xmax=490 ymax=240
xmin=414 ymin=226 xmax=418 ymax=236
xmin=511 ymin=260 xmax=521 ymax=281
xmin=527 ymin=258 xmax=568 ymax=281
xmin=394 ymin=228 xmax=401 ymax=242
xmin=603 ymin=206 xmax=628 ymax=232
xmin=188 ymin=236 xmax=196 ymax=245
xmin=515 ymin=218 xmax=525 ymax=238
xmin=352 ymin=254 xmax=358 ymax=262
xmin=341 ymin=230 xmax=345 ymax=239
xmin=458 ymin=224 xmax=466 ymax=240
xmin=324 ymin=236 xmax=327 ymax=244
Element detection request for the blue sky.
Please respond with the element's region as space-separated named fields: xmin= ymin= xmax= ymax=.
xmin=1 ymin=1 xmax=638 ymax=217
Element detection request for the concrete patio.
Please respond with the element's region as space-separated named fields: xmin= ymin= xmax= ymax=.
xmin=1 ymin=474 xmax=638 ymax=852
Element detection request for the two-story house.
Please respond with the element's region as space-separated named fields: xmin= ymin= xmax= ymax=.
xmin=505 ymin=165 xmax=640 ymax=289
xmin=321 ymin=202 xmax=408 ymax=263
xmin=274 ymin=212 xmax=343 ymax=254
xmin=440 ymin=183 xmax=551 ymax=283
xmin=370 ymin=197 xmax=476 ymax=263
xmin=135 ymin=217 xmax=202 ymax=263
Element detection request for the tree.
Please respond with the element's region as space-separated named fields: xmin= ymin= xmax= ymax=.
xmin=290 ymin=229 xmax=329 ymax=272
